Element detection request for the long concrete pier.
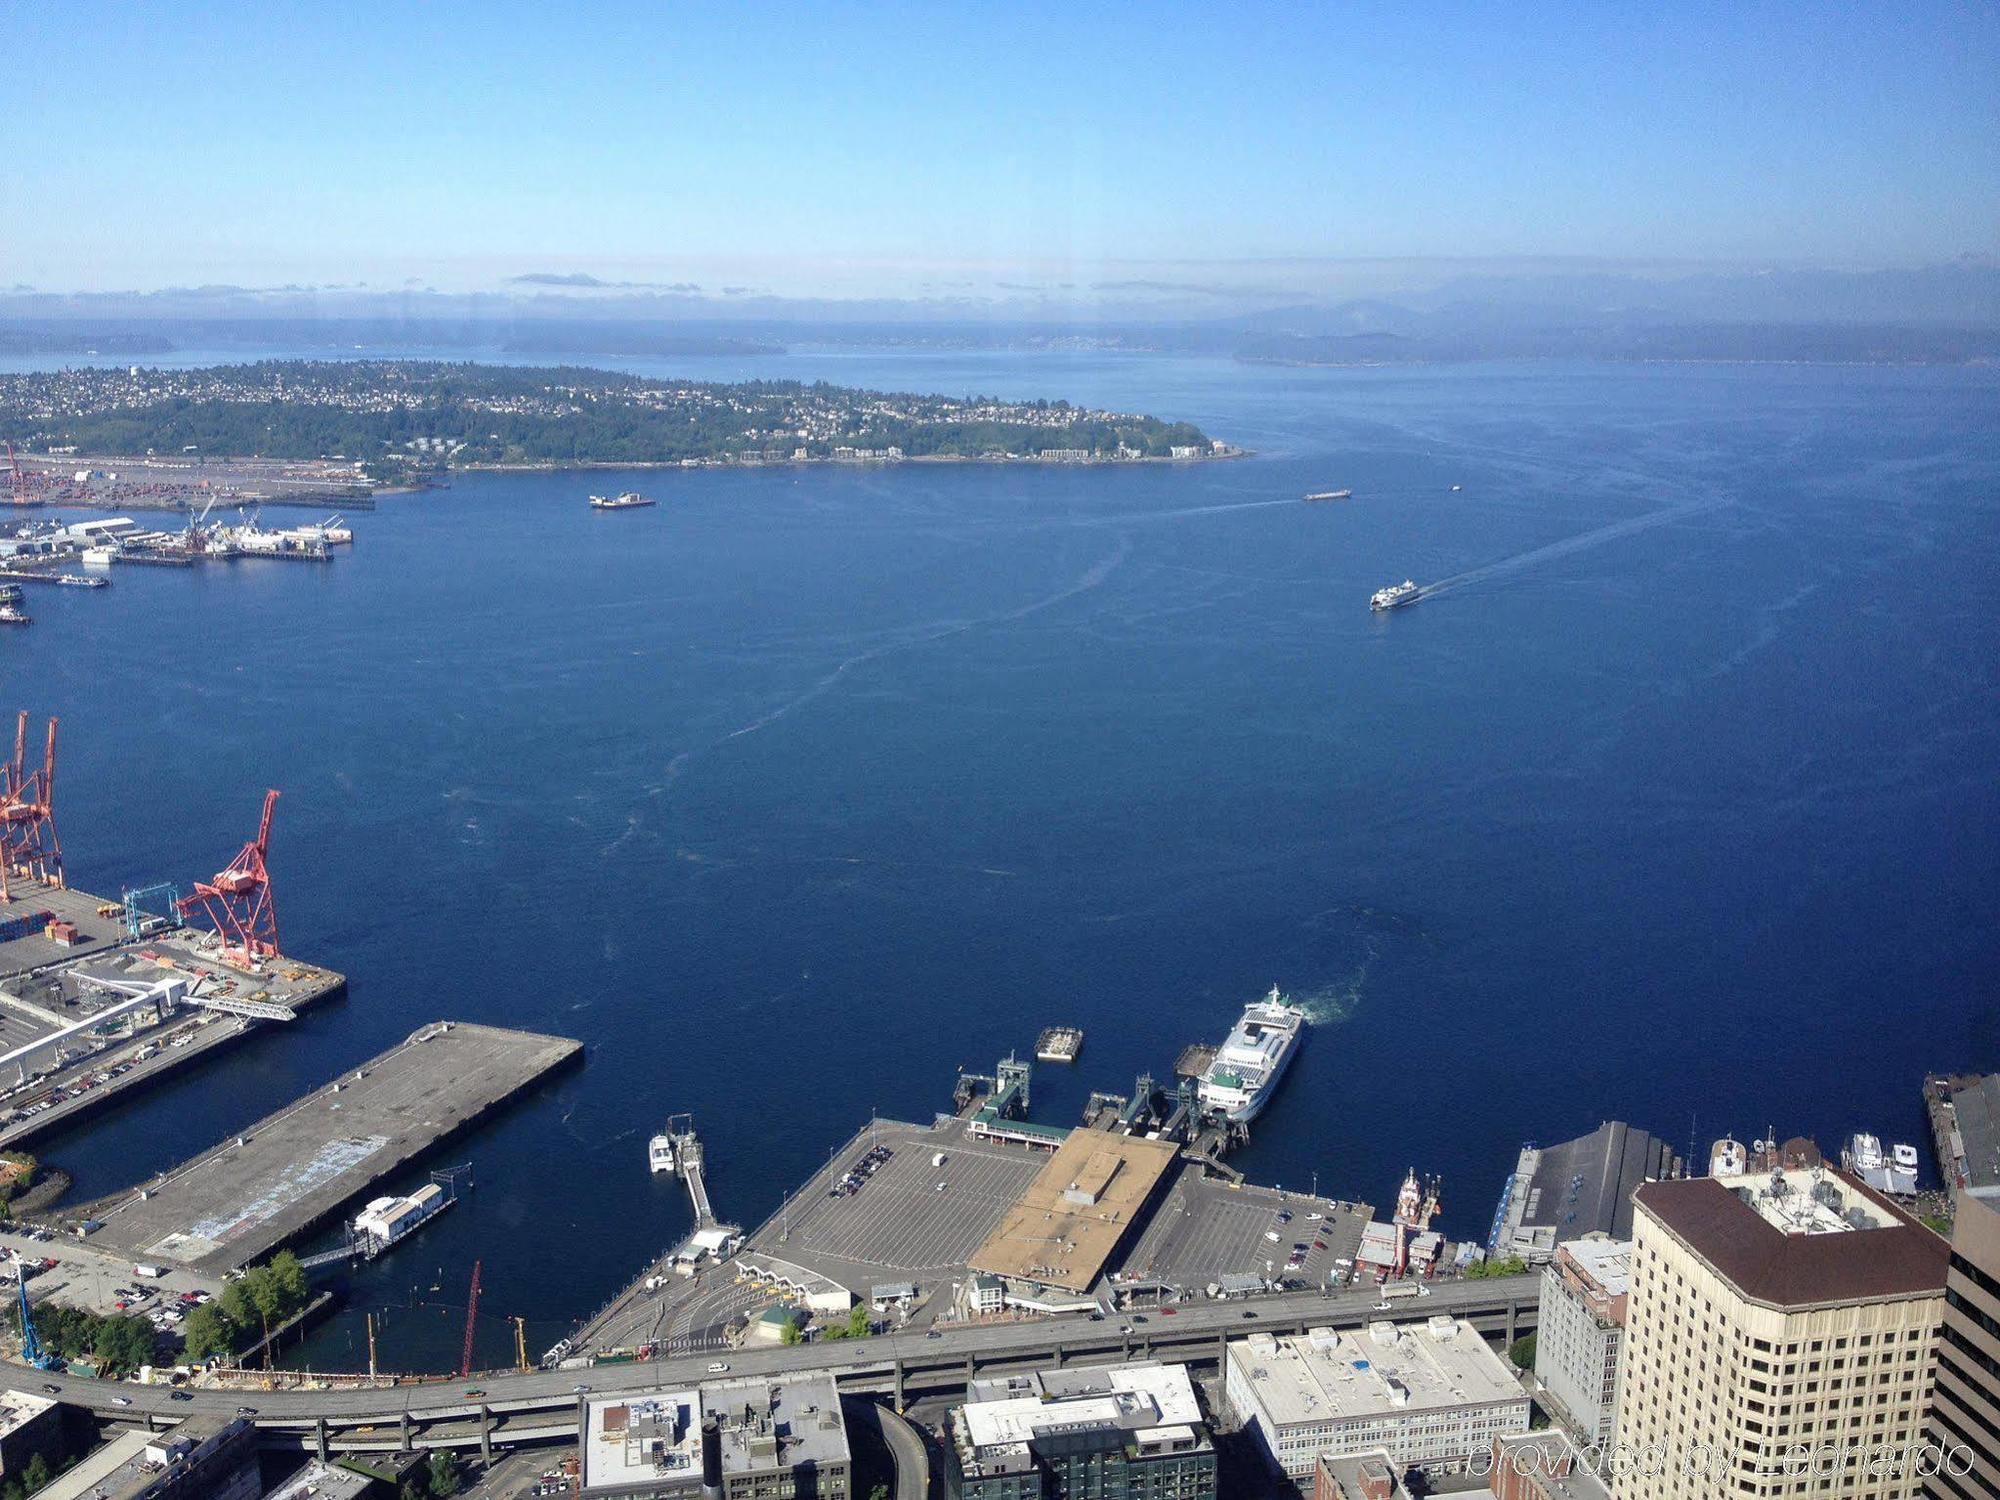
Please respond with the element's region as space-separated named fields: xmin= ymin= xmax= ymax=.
xmin=70 ymin=1021 xmax=582 ymax=1275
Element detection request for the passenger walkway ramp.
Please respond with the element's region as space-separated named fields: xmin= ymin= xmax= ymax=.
xmin=188 ymin=993 xmax=298 ymax=1022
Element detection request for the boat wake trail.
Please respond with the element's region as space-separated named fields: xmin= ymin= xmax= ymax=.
xmin=720 ymin=533 xmax=1132 ymax=745
xmin=1419 ymin=496 xmax=1729 ymax=601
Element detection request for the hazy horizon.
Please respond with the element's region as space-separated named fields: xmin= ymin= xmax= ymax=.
xmin=14 ymin=3 xmax=1998 ymax=309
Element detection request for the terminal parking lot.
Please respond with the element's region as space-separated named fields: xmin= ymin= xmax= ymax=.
xmin=748 ymin=1117 xmax=1046 ymax=1293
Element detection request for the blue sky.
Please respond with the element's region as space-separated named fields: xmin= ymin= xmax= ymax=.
xmin=11 ymin=2 xmax=1998 ymax=295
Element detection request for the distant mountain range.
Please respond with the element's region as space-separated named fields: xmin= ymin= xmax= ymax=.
xmin=3 ymin=260 xmax=1996 ymax=364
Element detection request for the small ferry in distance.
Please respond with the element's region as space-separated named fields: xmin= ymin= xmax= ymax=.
xmin=1370 ymin=580 xmax=1421 ymax=611
xmin=0 ymin=586 xmax=28 ymax=625
xmin=1303 ymin=489 xmax=1352 ymax=502
xmin=589 ymin=491 xmax=657 ymax=510
xmin=1197 ymin=987 xmax=1308 ymax=1124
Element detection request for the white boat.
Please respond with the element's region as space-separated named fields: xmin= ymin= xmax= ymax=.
xmin=352 ymin=1183 xmax=454 ymax=1255
xmin=1197 ymin=987 xmax=1308 ymax=1124
xmin=649 ymin=1132 xmax=678 ymax=1174
xmin=1890 ymin=1142 xmax=1920 ymax=1195
xmin=1370 ymin=580 xmax=1421 ymax=611
xmin=1843 ymin=1133 xmax=1919 ymax=1197
xmin=590 ymin=491 xmax=656 ymax=510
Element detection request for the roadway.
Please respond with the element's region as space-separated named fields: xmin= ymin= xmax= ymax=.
xmin=1 ymin=1273 xmax=1538 ymax=1453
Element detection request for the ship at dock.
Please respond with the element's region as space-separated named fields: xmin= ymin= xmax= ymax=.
xmin=590 ymin=491 xmax=656 ymax=510
xmin=1303 ymin=489 xmax=1353 ymax=502
xmin=351 ymin=1181 xmax=456 ymax=1256
xmin=1370 ymin=580 xmax=1421 ymax=611
xmin=0 ymin=585 xmax=28 ymax=625
xmin=1197 ymin=986 xmax=1307 ymax=1124
xmin=1841 ymin=1132 xmax=1920 ymax=1197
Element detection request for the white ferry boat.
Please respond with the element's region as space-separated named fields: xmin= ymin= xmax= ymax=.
xmin=1370 ymin=580 xmax=1421 ymax=611
xmin=590 ymin=491 xmax=657 ymax=510
xmin=1197 ymin=987 xmax=1308 ymax=1124
xmin=649 ymin=1132 xmax=679 ymax=1174
xmin=1302 ymin=489 xmax=1352 ymax=502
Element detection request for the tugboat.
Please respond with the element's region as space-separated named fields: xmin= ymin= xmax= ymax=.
xmin=590 ymin=491 xmax=657 ymax=510
xmin=0 ymin=585 xmax=28 ymax=625
xmin=1370 ymin=580 xmax=1421 ymax=611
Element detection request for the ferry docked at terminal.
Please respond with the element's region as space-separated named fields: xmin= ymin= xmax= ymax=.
xmin=1197 ymin=987 xmax=1308 ymax=1123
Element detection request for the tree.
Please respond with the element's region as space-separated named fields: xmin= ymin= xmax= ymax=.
xmin=267 ymin=1251 xmax=307 ymax=1313
xmin=1508 ymin=1332 xmax=1538 ymax=1370
xmin=21 ymin=1454 xmax=49 ymax=1495
xmin=182 ymin=1304 xmax=235 ymax=1363
xmin=778 ymin=1319 xmax=801 ymax=1347
xmin=219 ymin=1281 xmax=256 ymax=1332
xmin=400 ymin=1482 xmax=424 ymax=1500
xmin=427 ymin=1451 xmax=461 ymax=1499
xmin=845 ymin=1304 xmax=871 ymax=1339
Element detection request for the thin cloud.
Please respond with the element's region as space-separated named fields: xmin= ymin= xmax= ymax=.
xmin=507 ymin=272 xmax=705 ymax=292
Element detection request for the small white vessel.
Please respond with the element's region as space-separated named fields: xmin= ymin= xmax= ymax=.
xmin=352 ymin=1183 xmax=455 ymax=1255
xmin=649 ymin=1132 xmax=678 ymax=1174
xmin=1843 ymin=1133 xmax=1920 ymax=1197
xmin=590 ymin=491 xmax=656 ymax=510
xmin=1370 ymin=580 xmax=1421 ymax=611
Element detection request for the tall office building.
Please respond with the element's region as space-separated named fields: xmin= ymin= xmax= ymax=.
xmin=1926 ymin=1186 xmax=2000 ymax=1500
xmin=1615 ymin=1168 xmax=1947 ymax=1500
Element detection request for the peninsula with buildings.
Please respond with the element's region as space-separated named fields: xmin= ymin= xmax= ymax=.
xmin=0 ymin=361 xmax=1231 ymax=487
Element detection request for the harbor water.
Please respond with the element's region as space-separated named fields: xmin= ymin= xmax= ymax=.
xmin=5 ymin=349 xmax=1997 ymax=1371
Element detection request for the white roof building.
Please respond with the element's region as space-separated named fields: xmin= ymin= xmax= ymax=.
xmin=1224 ymin=1318 xmax=1529 ymax=1480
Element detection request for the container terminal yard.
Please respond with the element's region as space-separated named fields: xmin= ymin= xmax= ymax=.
xmin=0 ymin=738 xmax=344 ymax=1150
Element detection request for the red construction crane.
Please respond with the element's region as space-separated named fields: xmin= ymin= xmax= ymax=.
xmin=4 ymin=443 xmax=37 ymax=507
xmin=180 ymin=789 xmax=281 ymax=965
xmin=0 ymin=713 xmax=63 ymax=903
xmin=459 ymin=1260 xmax=483 ymax=1378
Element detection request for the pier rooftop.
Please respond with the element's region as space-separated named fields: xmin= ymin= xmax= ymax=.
xmin=74 ymin=1020 xmax=580 ymax=1275
xmin=969 ymin=1130 xmax=1179 ymax=1293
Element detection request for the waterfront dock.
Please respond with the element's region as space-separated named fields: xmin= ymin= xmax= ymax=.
xmin=70 ymin=1021 xmax=582 ymax=1275
xmin=0 ymin=885 xmax=345 ymax=1150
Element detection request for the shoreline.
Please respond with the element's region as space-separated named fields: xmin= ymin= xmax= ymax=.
xmin=455 ymin=448 xmax=1249 ymax=475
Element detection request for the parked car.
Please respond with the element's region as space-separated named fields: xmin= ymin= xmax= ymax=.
xmin=707 ymin=1361 xmax=730 ymax=1372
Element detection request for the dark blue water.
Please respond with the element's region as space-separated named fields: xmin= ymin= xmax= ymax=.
xmin=6 ymin=352 xmax=1997 ymax=1373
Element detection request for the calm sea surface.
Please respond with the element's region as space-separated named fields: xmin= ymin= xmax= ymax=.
xmin=5 ymin=349 xmax=1997 ymax=1371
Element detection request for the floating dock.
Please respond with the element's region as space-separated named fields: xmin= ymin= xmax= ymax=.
xmin=1034 ymin=1026 xmax=1083 ymax=1063
xmin=70 ymin=1021 xmax=581 ymax=1275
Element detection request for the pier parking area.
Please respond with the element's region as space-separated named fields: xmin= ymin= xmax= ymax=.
xmin=71 ymin=1021 xmax=580 ymax=1277
xmin=0 ymin=1225 xmax=224 ymax=1322
xmin=1115 ymin=1171 xmax=1371 ymax=1293
xmin=746 ymin=1117 xmax=1047 ymax=1303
